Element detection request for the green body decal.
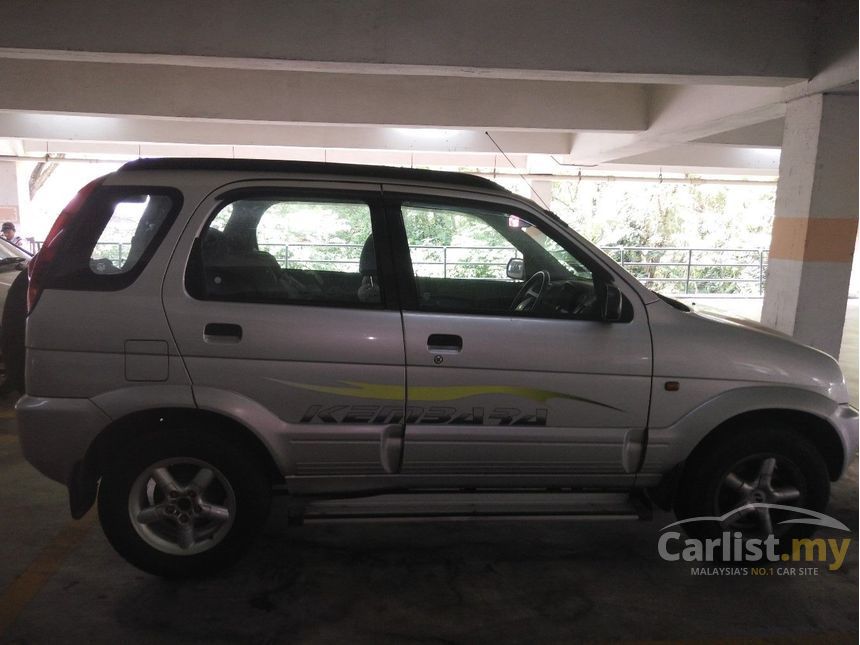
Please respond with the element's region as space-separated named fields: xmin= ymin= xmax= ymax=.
xmin=278 ymin=380 xmax=622 ymax=411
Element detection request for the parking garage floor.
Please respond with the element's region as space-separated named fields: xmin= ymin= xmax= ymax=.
xmin=0 ymin=306 xmax=857 ymax=644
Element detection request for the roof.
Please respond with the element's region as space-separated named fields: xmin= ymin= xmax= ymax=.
xmin=119 ymin=158 xmax=510 ymax=193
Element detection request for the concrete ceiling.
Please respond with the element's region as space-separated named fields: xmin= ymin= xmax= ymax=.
xmin=0 ymin=0 xmax=856 ymax=176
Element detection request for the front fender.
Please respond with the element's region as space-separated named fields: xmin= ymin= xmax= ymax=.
xmin=641 ymin=385 xmax=845 ymax=477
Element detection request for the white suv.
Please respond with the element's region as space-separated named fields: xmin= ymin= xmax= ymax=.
xmin=17 ymin=158 xmax=858 ymax=577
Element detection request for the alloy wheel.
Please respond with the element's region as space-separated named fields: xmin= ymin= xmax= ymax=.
xmin=128 ymin=457 xmax=237 ymax=556
xmin=715 ymin=454 xmax=805 ymax=536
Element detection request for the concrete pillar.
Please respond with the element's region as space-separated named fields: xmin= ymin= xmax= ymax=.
xmin=528 ymin=180 xmax=554 ymax=210
xmin=0 ymin=161 xmax=22 ymax=232
xmin=762 ymin=93 xmax=859 ymax=358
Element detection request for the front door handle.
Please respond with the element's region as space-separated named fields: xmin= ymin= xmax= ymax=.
xmin=204 ymin=323 xmax=243 ymax=342
xmin=427 ymin=333 xmax=462 ymax=352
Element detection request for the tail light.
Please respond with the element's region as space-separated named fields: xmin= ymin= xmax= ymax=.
xmin=27 ymin=177 xmax=105 ymax=314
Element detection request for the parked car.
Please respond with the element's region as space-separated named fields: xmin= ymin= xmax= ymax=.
xmin=17 ymin=159 xmax=858 ymax=577
xmin=0 ymin=236 xmax=30 ymax=311
xmin=0 ymin=238 xmax=30 ymax=390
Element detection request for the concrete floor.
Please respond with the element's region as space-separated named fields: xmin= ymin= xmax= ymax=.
xmin=0 ymin=303 xmax=857 ymax=643
xmin=0 ymin=433 xmax=856 ymax=644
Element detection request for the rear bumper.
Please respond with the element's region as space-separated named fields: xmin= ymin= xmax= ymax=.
xmin=16 ymin=395 xmax=111 ymax=485
xmin=833 ymin=403 xmax=859 ymax=478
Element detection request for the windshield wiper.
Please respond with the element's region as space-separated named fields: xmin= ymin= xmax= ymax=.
xmin=653 ymin=291 xmax=691 ymax=312
xmin=0 ymin=256 xmax=26 ymax=266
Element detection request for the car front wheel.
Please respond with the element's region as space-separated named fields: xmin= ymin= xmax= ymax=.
xmin=674 ymin=425 xmax=830 ymax=543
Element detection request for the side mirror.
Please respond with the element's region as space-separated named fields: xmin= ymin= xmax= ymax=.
xmin=506 ymin=258 xmax=525 ymax=280
xmin=602 ymin=284 xmax=623 ymax=322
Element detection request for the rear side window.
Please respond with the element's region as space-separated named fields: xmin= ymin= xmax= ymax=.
xmin=186 ymin=196 xmax=382 ymax=307
xmin=49 ymin=187 xmax=182 ymax=291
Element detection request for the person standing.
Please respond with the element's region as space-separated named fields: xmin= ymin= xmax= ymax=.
xmin=1 ymin=222 xmax=22 ymax=247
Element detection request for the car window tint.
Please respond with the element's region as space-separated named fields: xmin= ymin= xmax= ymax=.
xmin=91 ymin=195 xmax=174 ymax=275
xmin=208 ymin=206 xmax=232 ymax=232
xmin=403 ymin=205 xmax=517 ymax=280
xmin=401 ymin=202 xmax=599 ymax=319
xmin=194 ymin=198 xmax=381 ymax=306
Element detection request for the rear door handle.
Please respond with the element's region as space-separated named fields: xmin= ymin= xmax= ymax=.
xmin=427 ymin=333 xmax=462 ymax=352
xmin=204 ymin=323 xmax=243 ymax=342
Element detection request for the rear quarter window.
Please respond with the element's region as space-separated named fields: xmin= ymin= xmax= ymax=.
xmin=49 ymin=187 xmax=182 ymax=291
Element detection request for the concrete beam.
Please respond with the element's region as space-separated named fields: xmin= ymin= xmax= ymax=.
xmin=809 ymin=0 xmax=859 ymax=89
xmin=0 ymin=113 xmax=574 ymax=155
xmin=568 ymin=85 xmax=787 ymax=164
xmin=0 ymin=0 xmax=819 ymax=85
xmin=565 ymin=16 xmax=857 ymax=166
xmin=611 ymin=143 xmax=781 ymax=173
xmin=693 ymin=119 xmax=785 ymax=148
xmin=12 ymin=139 xmax=532 ymax=172
xmin=0 ymin=58 xmax=647 ymax=132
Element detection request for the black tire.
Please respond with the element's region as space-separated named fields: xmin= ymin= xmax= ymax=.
xmin=674 ymin=425 xmax=830 ymax=544
xmin=98 ymin=429 xmax=272 ymax=578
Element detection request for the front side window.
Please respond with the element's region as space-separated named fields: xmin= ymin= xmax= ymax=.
xmin=191 ymin=197 xmax=381 ymax=306
xmin=401 ymin=202 xmax=601 ymax=319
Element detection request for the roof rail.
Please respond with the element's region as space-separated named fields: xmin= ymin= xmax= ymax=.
xmin=120 ymin=158 xmax=510 ymax=193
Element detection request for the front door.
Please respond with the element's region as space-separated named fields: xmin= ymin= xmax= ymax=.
xmin=386 ymin=191 xmax=652 ymax=482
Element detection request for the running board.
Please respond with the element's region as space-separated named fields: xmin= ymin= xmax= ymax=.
xmin=287 ymin=491 xmax=651 ymax=523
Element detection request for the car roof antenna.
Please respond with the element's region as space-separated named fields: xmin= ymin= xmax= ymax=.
xmin=484 ymin=131 xmax=550 ymax=210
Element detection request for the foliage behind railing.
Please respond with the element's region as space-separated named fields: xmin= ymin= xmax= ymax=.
xmin=85 ymin=241 xmax=769 ymax=296
xmin=602 ymin=247 xmax=768 ymax=296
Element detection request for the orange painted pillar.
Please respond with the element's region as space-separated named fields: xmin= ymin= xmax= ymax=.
xmin=762 ymin=93 xmax=858 ymax=358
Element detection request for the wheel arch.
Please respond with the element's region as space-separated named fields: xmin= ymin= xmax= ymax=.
xmin=648 ymin=406 xmax=844 ymax=512
xmin=88 ymin=407 xmax=283 ymax=481
xmin=684 ymin=408 xmax=844 ymax=482
xmin=643 ymin=386 xmax=845 ymax=475
xmin=71 ymin=407 xmax=284 ymax=518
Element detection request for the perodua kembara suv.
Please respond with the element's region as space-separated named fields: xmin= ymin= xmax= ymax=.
xmin=16 ymin=159 xmax=858 ymax=577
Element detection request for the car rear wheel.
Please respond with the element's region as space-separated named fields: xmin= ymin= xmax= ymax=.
xmin=98 ymin=429 xmax=271 ymax=577
xmin=675 ymin=425 xmax=830 ymax=543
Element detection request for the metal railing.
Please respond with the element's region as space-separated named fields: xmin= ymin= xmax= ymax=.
xmin=406 ymin=245 xmax=521 ymax=279
xmin=259 ymin=242 xmax=364 ymax=271
xmin=258 ymin=243 xmax=522 ymax=280
xmin=602 ymin=247 xmax=769 ymax=296
xmin=87 ymin=241 xmax=769 ymax=296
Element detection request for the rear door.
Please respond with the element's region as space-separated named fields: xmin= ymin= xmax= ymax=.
xmin=386 ymin=188 xmax=653 ymax=484
xmin=162 ymin=181 xmax=406 ymax=476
